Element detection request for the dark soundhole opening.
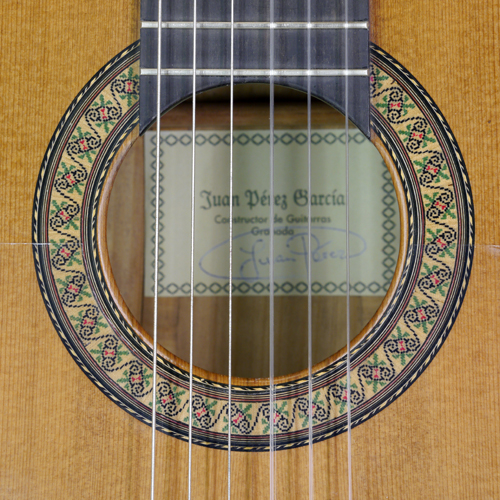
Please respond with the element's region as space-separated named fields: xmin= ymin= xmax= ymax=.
xmin=107 ymin=84 xmax=400 ymax=378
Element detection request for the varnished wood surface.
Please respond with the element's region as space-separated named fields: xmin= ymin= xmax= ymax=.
xmin=1 ymin=1 xmax=499 ymax=499
xmin=158 ymin=99 xmax=355 ymax=130
xmin=106 ymin=134 xmax=145 ymax=322
xmin=140 ymin=295 xmax=383 ymax=378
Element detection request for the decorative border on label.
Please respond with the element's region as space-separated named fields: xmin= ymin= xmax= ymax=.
xmin=33 ymin=42 xmax=474 ymax=451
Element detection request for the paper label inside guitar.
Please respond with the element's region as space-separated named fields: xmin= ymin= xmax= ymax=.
xmin=143 ymin=129 xmax=398 ymax=297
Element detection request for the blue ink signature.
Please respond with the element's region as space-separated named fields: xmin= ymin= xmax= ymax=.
xmin=199 ymin=226 xmax=367 ymax=281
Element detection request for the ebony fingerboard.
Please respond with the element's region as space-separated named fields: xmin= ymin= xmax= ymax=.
xmin=139 ymin=0 xmax=370 ymax=136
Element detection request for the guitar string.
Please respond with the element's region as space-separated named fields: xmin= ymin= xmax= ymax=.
xmin=151 ymin=4 xmax=353 ymax=498
xmin=150 ymin=0 xmax=163 ymax=497
xmin=306 ymin=0 xmax=314 ymax=496
xmin=269 ymin=0 xmax=276 ymax=496
xmin=188 ymin=0 xmax=198 ymax=497
xmin=227 ymin=0 xmax=235 ymax=495
xmin=345 ymin=0 xmax=353 ymax=498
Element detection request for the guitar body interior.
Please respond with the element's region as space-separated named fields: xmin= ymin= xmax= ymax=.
xmin=1 ymin=0 xmax=499 ymax=498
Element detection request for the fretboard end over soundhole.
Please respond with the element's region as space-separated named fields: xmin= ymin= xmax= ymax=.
xmin=139 ymin=0 xmax=370 ymax=136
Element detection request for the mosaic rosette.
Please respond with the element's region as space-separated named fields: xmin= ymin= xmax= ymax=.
xmin=33 ymin=42 xmax=474 ymax=451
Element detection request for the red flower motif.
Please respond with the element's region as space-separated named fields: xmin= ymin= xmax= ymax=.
xmin=416 ymin=308 xmax=427 ymax=321
xmin=435 ymin=238 xmax=447 ymax=249
xmin=59 ymin=210 xmax=70 ymax=221
xmin=430 ymin=274 xmax=440 ymax=285
xmin=65 ymin=173 xmax=76 ymax=185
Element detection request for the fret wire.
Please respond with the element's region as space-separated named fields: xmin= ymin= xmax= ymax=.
xmin=150 ymin=0 xmax=163 ymax=498
xmin=141 ymin=21 xmax=368 ymax=30
xmin=227 ymin=0 xmax=235 ymax=496
xmin=141 ymin=68 xmax=368 ymax=77
xmin=188 ymin=0 xmax=197 ymax=497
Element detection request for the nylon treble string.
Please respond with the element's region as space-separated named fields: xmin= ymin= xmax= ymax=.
xmin=227 ymin=0 xmax=235 ymax=496
xmin=188 ymin=0 xmax=198 ymax=497
xmin=269 ymin=0 xmax=276 ymax=497
xmin=150 ymin=0 xmax=163 ymax=498
xmin=345 ymin=0 xmax=353 ymax=497
xmin=306 ymin=0 xmax=314 ymax=496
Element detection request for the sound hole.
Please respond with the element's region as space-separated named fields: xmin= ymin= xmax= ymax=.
xmin=107 ymin=84 xmax=400 ymax=378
